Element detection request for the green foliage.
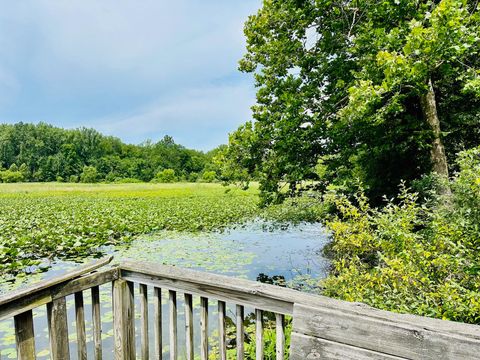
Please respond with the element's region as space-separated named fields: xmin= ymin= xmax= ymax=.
xmin=0 ymin=170 xmax=24 ymax=183
xmin=231 ymin=0 xmax=480 ymax=204
xmin=0 ymin=122 xmax=216 ymax=183
xmin=322 ymin=148 xmax=480 ymax=324
xmin=0 ymin=183 xmax=258 ymax=276
xmin=202 ymin=171 xmax=217 ymax=183
xmin=153 ymin=168 xmax=177 ymax=183
xmin=80 ymin=165 xmax=99 ymax=183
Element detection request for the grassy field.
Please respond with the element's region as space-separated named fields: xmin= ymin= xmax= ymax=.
xmin=0 ymin=182 xmax=259 ymax=275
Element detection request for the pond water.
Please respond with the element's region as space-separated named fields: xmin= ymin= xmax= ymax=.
xmin=0 ymin=221 xmax=330 ymax=359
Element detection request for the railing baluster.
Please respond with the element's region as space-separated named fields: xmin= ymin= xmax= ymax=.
xmin=140 ymin=284 xmax=149 ymax=360
xmin=91 ymin=286 xmax=102 ymax=360
xmin=275 ymin=313 xmax=285 ymax=360
xmin=113 ymin=279 xmax=135 ymax=360
xmin=200 ymin=297 xmax=209 ymax=360
xmin=47 ymin=297 xmax=70 ymax=360
xmin=154 ymin=287 xmax=162 ymax=359
xmin=14 ymin=309 xmax=36 ymax=360
xmin=218 ymin=300 xmax=227 ymax=360
xmin=74 ymin=292 xmax=87 ymax=360
xmin=169 ymin=290 xmax=177 ymax=360
xmin=184 ymin=294 xmax=194 ymax=360
xmin=256 ymin=309 xmax=263 ymax=360
xmin=236 ymin=305 xmax=244 ymax=360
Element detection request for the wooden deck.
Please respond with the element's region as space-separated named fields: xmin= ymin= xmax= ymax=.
xmin=1 ymin=257 xmax=479 ymax=359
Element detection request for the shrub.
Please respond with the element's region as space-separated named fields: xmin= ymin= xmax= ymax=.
xmin=80 ymin=166 xmax=99 ymax=183
xmin=322 ymin=146 xmax=480 ymax=324
xmin=153 ymin=169 xmax=176 ymax=183
xmin=69 ymin=175 xmax=79 ymax=183
xmin=0 ymin=170 xmax=24 ymax=183
xmin=202 ymin=171 xmax=217 ymax=183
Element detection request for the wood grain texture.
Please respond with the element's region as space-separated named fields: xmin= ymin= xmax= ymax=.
xmin=14 ymin=310 xmax=36 ymax=360
xmin=47 ymin=297 xmax=70 ymax=360
xmin=139 ymin=284 xmax=149 ymax=360
xmin=184 ymin=293 xmax=194 ymax=360
xmin=119 ymin=261 xmax=480 ymax=341
xmin=74 ymin=292 xmax=87 ymax=360
xmin=169 ymin=290 xmax=178 ymax=360
xmin=154 ymin=287 xmax=162 ymax=360
xmin=256 ymin=309 xmax=263 ymax=360
xmin=112 ymin=279 xmax=135 ymax=360
xmin=236 ymin=305 xmax=245 ymax=360
xmin=290 ymin=333 xmax=405 ymax=360
xmin=91 ymin=286 xmax=102 ymax=360
xmin=275 ymin=313 xmax=285 ymax=360
xmin=218 ymin=300 xmax=227 ymax=360
xmin=0 ymin=267 xmax=117 ymax=321
xmin=292 ymin=303 xmax=480 ymax=360
xmin=200 ymin=297 xmax=209 ymax=360
xmin=0 ymin=256 xmax=113 ymax=306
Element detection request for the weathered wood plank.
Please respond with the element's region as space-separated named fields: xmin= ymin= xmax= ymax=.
xmin=256 ymin=309 xmax=263 ymax=360
xmin=200 ymin=297 xmax=209 ymax=360
xmin=275 ymin=313 xmax=284 ymax=360
xmin=47 ymin=297 xmax=70 ymax=360
xmin=290 ymin=332 xmax=406 ymax=360
xmin=52 ymin=267 xmax=118 ymax=300
xmin=14 ymin=310 xmax=36 ymax=360
xmin=236 ymin=305 xmax=244 ymax=360
xmin=139 ymin=284 xmax=149 ymax=360
xmin=121 ymin=269 xmax=292 ymax=315
xmin=0 ymin=256 xmax=113 ymax=306
xmin=218 ymin=300 xmax=227 ymax=360
xmin=184 ymin=293 xmax=194 ymax=360
xmin=74 ymin=292 xmax=87 ymax=360
xmin=91 ymin=286 xmax=102 ymax=360
xmin=112 ymin=279 xmax=135 ymax=360
xmin=292 ymin=303 xmax=480 ymax=360
xmin=154 ymin=287 xmax=162 ymax=360
xmin=0 ymin=267 xmax=118 ymax=321
xmin=169 ymin=290 xmax=177 ymax=360
xmin=119 ymin=262 xmax=480 ymax=342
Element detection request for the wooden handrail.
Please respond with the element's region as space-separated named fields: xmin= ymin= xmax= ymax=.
xmin=0 ymin=258 xmax=479 ymax=360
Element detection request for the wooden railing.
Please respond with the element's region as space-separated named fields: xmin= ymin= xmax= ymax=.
xmin=1 ymin=257 xmax=480 ymax=359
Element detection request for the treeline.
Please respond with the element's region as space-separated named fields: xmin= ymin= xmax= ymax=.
xmin=0 ymin=122 xmax=220 ymax=183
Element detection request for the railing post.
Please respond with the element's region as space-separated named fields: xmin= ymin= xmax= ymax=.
xmin=91 ymin=286 xmax=103 ymax=360
xmin=113 ymin=279 xmax=135 ymax=360
xmin=14 ymin=310 xmax=36 ymax=360
xmin=47 ymin=298 xmax=70 ymax=360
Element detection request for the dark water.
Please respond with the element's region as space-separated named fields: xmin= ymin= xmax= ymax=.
xmin=0 ymin=221 xmax=330 ymax=359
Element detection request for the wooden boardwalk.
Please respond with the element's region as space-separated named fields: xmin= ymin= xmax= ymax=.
xmin=1 ymin=257 xmax=479 ymax=359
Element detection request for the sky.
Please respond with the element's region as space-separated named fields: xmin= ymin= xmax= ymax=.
xmin=0 ymin=0 xmax=261 ymax=151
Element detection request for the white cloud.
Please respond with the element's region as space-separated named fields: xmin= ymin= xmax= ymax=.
xmin=92 ymin=81 xmax=255 ymax=150
xmin=0 ymin=0 xmax=261 ymax=149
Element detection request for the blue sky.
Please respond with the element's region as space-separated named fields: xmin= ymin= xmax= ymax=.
xmin=0 ymin=1 xmax=261 ymax=151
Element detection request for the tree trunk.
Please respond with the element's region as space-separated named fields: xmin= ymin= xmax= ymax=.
xmin=419 ymin=78 xmax=449 ymax=180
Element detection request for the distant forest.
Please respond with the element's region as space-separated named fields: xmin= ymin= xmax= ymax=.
xmin=0 ymin=122 xmax=222 ymax=183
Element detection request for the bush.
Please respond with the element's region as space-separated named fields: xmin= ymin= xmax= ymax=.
xmin=0 ymin=170 xmax=24 ymax=183
xmin=153 ymin=169 xmax=176 ymax=183
xmin=322 ymin=147 xmax=480 ymax=324
xmin=80 ymin=166 xmax=99 ymax=183
xmin=69 ymin=175 xmax=79 ymax=183
xmin=188 ymin=172 xmax=199 ymax=182
xmin=202 ymin=171 xmax=217 ymax=183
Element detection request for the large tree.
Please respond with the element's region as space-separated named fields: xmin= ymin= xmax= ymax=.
xmin=235 ymin=0 xmax=480 ymax=203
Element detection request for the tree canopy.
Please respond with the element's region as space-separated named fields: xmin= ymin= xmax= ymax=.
xmin=229 ymin=0 xmax=480 ymax=204
xmin=0 ymin=122 xmax=219 ymax=183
